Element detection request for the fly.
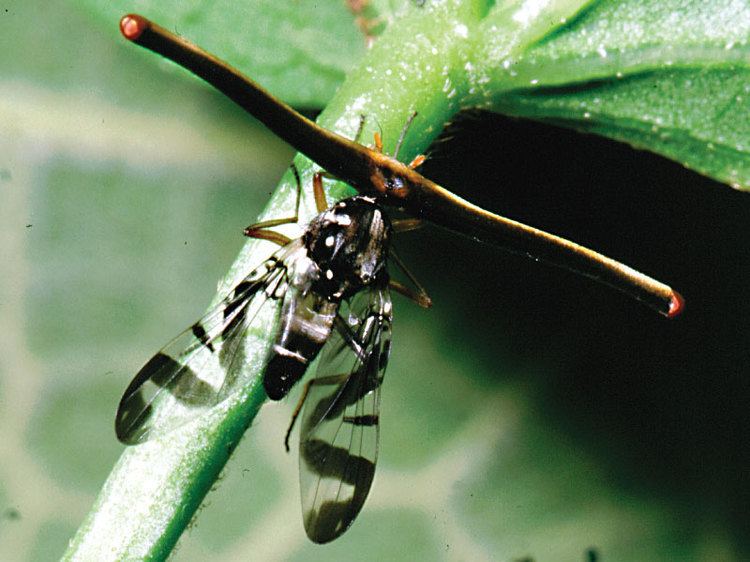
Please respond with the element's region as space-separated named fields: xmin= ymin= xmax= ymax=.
xmin=116 ymin=163 xmax=430 ymax=542
xmin=116 ymin=12 xmax=685 ymax=546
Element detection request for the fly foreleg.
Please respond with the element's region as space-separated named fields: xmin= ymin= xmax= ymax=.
xmin=243 ymin=164 xmax=303 ymax=246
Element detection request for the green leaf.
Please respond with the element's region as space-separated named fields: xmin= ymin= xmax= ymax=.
xmin=78 ymin=0 xmax=366 ymax=107
xmin=57 ymin=1 xmax=749 ymax=560
xmin=471 ymin=0 xmax=750 ymax=188
xmin=478 ymin=0 xmax=750 ymax=88
xmin=79 ymin=1 xmax=750 ymax=187
xmin=495 ymin=68 xmax=750 ymax=189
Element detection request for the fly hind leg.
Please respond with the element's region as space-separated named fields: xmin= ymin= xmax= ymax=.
xmin=283 ymin=374 xmax=348 ymax=452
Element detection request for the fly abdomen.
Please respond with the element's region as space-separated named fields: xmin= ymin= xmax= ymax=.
xmin=265 ymin=347 xmax=311 ymax=400
xmin=264 ymin=292 xmax=337 ymax=400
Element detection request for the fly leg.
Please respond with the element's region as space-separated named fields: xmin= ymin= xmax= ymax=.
xmin=389 ymin=248 xmax=432 ymax=308
xmin=243 ymin=164 xmax=303 ymax=246
xmin=305 ymin=115 xmax=366 ymax=213
xmin=283 ymin=311 xmax=381 ymax=451
xmin=389 ymin=280 xmax=430 ymax=308
xmin=392 ymin=218 xmax=424 ymax=233
xmin=283 ymin=373 xmax=349 ymax=452
xmin=393 ymin=111 xmax=417 ymax=160
xmin=353 ymin=114 xmax=366 ymax=144
xmin=311 ymin=171 xmax=329 ymax=213
xmin=372 ymin=111 xmax=426 ymax=168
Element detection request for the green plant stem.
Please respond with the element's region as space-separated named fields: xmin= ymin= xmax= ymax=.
xmin=64 ymin=1 xmax=593 ymax=559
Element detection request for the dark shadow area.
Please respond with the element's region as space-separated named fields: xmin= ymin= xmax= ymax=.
xmin=403 ymin=112 xmax=750 ymax=552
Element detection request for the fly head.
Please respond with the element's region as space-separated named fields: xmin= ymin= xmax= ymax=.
xmin=304 ymin=196 xmax=391 ymax=300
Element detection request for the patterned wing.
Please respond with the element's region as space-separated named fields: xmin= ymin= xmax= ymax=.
xmin=115 ymin=241 xmax=303 ymax=444
xmin=297 ymin=284 xmax=393 ymax=543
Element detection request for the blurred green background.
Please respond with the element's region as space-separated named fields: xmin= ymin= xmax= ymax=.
xmin=2 ymin=2 xmax=749 ymax=561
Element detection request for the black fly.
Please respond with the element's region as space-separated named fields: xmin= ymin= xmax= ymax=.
xmin=116 ymin=160 xmax=429 ymax=543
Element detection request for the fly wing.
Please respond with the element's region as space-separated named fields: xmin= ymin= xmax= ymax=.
xmin=116 ymin=241 xmax=303 ymax=444
xmin=298 ymin=284 xmax=392 ymax=543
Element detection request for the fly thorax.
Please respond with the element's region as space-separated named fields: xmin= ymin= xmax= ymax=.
xmin=303 ymin=196 xmax=392 ymax=301
xmin=283 ymin=248 xmax=319 ymax=295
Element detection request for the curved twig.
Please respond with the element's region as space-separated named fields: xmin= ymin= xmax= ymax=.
xmin=120 ymin=14 xmax=683 ymax=317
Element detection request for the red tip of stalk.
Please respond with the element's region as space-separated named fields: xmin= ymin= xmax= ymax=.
xmin=666 ymin=290 xmax=685 ymax=318
xmin=120 ymin=14 xmax=149 ymax=41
